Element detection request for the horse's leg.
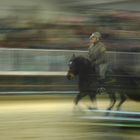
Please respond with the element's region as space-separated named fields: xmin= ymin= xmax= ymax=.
xmin=116 ymin=94 xmax=126 ymax=111
xmin=88 ymin=93 xmax=97 ymax=110
xmin=73 ymin=93 xmax=86 ymax=111
xmin=107 ymin=93 xmax=116 ymax=110
xmin=74 ymin=94 xmax=83 ymax=105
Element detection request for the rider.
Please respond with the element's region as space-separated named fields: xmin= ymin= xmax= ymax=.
xmin=88 ymin=32 xmax=108 ymax=84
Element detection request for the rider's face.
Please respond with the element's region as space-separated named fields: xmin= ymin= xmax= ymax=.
xmin=90 ymin=37 xmax=97 ymax=44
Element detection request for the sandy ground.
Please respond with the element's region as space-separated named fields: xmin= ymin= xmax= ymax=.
xmin=0 ymin=95 xmax=139 ymax=140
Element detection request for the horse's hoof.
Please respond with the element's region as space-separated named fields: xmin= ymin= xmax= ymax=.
xmin=88 ymin=106 xmax=97 ymax=110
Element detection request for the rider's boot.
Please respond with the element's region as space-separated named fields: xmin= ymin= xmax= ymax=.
xmin=97 ymin=78 xmax=106 ymax=94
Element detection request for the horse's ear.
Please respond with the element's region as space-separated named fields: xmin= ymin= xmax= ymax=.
xmin=72 ymin=54 xmax=76 ymax=59
xmin=69 ymin=54 xmax=76 ymax=61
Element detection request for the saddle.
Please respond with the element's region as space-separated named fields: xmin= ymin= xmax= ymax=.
xmin=98 ymin=65 xmax=116 ymax=85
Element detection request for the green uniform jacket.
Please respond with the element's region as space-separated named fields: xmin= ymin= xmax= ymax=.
xmin=88 ymin=41 xmax=107 ymax=65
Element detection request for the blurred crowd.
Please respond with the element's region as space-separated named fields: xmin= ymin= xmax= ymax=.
xmin=0 ymin=9 xmax=139 ymax=52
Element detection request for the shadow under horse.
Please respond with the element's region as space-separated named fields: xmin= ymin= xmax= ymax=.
xmin=66 ymin=55 xmax=140 ymax=110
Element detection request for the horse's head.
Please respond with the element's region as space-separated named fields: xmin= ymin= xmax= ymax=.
xmin=67 ymin=54 xmax=92 ymax=80
xmin=67 ymin=54 xmax=78 ymax=80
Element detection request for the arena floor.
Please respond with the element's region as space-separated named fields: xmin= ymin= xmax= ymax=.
xmin=0 ymin=95 xmax=139 ymax=140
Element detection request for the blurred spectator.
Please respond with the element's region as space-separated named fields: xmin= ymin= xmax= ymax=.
xmin=0 ymin=8 xmax=139 ymax=52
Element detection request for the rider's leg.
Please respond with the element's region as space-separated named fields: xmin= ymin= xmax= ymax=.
xmin=98 ymin=64 xmax=108 ymax=85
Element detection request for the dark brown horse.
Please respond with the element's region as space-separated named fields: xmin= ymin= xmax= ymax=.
xmin=66 ymin=55 xmax=140 ymax=110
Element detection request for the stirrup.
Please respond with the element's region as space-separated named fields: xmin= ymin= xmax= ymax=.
xmin=97 ymin=87 xmax=106 ymax=94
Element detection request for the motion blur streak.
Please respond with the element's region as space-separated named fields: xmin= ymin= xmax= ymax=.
xmin=0 ymin=0 xmax=139 ymax=51
xmin=0 ymin=0 xmax=139 ymax=140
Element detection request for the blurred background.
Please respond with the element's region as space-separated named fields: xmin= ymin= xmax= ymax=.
xmin=0 ymin=0 xmax=139 ymax=51
xmin=0 ymin=0 xmax=139 ymax=91
xmin=0 ymin=0 xmax=139 ymax=140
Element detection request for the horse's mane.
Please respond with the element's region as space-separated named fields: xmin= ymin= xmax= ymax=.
xmin=72 ymin=55 xmax=94 ymax=76
xmin=73 ymin=55 xmax=91 ymax=65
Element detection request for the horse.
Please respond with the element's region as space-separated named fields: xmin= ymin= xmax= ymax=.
xmin=66 ymin=55 xmax=140 ymax=111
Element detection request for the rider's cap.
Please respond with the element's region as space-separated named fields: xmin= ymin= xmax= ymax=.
xmin=89 ymin=32 xmax=101 ymax=39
